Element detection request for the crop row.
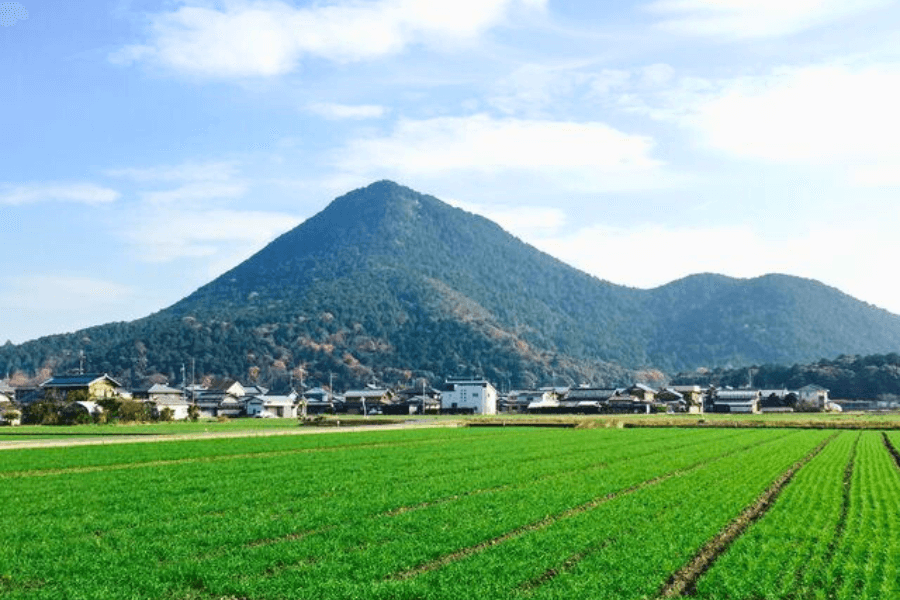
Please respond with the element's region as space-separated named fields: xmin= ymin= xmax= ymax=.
xmin=0 ymin=428 xmax=777 ymax=599
xmin=362 ymin=430 xmax=829 ymax=600
xmin=693 ymin=430 xmax=900 ymax=599
xmin=690 ymin=430 xmax=858 ymax=598
xmin=0 ymin=426 xmax=512 ymax=475
xmin=167 ymin=430 xmax=815 ymax=599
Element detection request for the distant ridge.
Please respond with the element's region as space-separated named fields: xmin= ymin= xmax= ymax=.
xmin=2 ymin=180 xmax=899 ymax=388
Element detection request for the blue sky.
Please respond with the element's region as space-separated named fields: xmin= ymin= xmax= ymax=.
xmin=2 ymin=0 xmax=900 ymax=344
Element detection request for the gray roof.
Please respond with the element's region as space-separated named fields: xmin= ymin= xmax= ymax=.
xmin=247 ymin=395 xmax=296 ymax=407
xmin=41 ymin=373 xmax=122 ymax=388
xmin=344 ymin=389 xmax=392 ymax=399
xmin=716 ymin=390 xmax=760 ymax=401
xmin=630 ymin=383 xmax=657 ymax=393
xmin=566 ymin=388 xmax=620 ymax=401
xmin=148 ymin=383 xmax=182 ymax=395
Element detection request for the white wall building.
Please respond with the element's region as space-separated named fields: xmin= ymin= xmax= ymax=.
xmin=441 ymin=377 xmax=498 ymax=415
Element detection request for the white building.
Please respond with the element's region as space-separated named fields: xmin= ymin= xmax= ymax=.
xmin=441 ymin=377 xmax=498 ymax=415
xmin=245 ymin=394 xmax=299 ymax=418
xmin=798 ymin=384 xmax=829 ymax=409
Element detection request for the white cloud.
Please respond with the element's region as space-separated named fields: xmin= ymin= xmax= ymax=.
xmin=447 ymin=198 xmax=567 ymax=240
xmin=107 ymin=159 xmax=297 ymax=265
xmin=107 ymin=160 xmax=249 ymax=204
xmin=0 ymin=183 xmax=120 ymax=206
xmin=671 ymin=64 xmax=900 ymax=179
xmin=125 ymin=207 xmax=300 ymax=268
xmin=646 ymin=0 xmax=891 ymax=39
xmin=142 ymin=182 xmax=248 ymax=204
xmin=849 ymin=165 xmax=900 ymax=188
xmin=340 ymin=114 xmax=666 ymax=191
xmin=307 ymin=102 xmax=387 ymax=120
xmin=530 ymin=218 xmax=900 ymax=314
xmin=113 ymin=0 xmax=546 ymax=77
xmin=105 ymin=161 xmax=239 ymax=183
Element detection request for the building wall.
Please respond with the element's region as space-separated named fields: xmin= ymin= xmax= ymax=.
xmin=442 ymin=380 xmax=498 ymax=415
xmin=88 ymin=380 xmax=118 ymax=399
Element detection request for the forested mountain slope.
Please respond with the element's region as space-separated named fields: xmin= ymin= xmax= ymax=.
xmin=2 ymin=181 xmax=899 ymax=389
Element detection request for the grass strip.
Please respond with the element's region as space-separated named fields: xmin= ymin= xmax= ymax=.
xmin=657 ymin=433 xmax=836 ymax=598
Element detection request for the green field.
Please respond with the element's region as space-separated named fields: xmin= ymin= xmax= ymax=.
xmin=2 ymin=426 xmax=899 ymax=599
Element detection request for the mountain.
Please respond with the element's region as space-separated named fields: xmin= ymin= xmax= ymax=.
xmin=2 ymin=181 xmax=900 ymax=389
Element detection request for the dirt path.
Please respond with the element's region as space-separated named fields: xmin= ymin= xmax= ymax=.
xmin=0 ymin=420 xmax=459 ymax=451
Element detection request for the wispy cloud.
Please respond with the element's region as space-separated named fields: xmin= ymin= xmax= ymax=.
xmin=105 ymin=161 xmax=239 ymax=183
xmin=0 ymin=183 xmax=120 ymax=206
xmin=112 ymin=0 xmax=547 ymax=78
xmin=646 ymin=0 xmax=892 ymax=39
xmin=306 ymin=102 xmax=387 ymax=120
xmin=340 ymin=114 xmax=667 ymax=192
xmin=107 ymin=160 xmax=248 ymax=204
xmin=531 ymin=217 xmax=900 ymax=313
xmin=124 ymin=208 xmax=300 ymax=270
xmin=662 ymin=63 xmax=900 ymax=180
xmin=447 ymin=198 xmax=567 ymax=240
xmin=109 ymin=159 xmax=300 ymax=266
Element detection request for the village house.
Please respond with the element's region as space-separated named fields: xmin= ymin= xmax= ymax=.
xmin=245 ymin=393 xmax=298 ymax=418
xmin=40 ymin=374 xmax=122 ymax=400
xmin=606 ymin=392 xmax=653 ymax=413
xmin=302 ymin=387 xmax=339 ymax=414
xmin=563 ymin=388 xmax=622 ymax=413
xmin=0 ymin=381 xmax=19 ymax=425
xmin=138 ymin=384 xmax=191 ymax=420
xmin=518 ymin=389 xmax=560 ymax=413
xmin=656 ymin=388 xmax=687 ymax=412
xmin=670 ymin=385 xmax=705 ymax=413
xmin=710 ymin=390 xmax=761 ymax=414
xmin=798 ymin=384 xmax=830 ymax=409
xmin=343 ymin=387 xmax=394 ymax=414
xmin=194 ymin=379 xmax=247 ymax=418
xmin=441 ymin=377 xmax=498 ymax=415
xmin=627 ymin=383 xmax=658 ymax=403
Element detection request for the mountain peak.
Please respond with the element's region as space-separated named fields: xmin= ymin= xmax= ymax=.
xmin=5 ymin=182 xmax=900 ymax=389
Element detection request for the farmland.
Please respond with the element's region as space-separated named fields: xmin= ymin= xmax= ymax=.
xmin=1 ymin=426 xmax=899 ymax=599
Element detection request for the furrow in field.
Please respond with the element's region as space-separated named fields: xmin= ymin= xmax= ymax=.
xmin=387 ymin=430 xmax=794 ymax=583
xmin=182 ymin=430 xmax=713 ymax=556
xmin=221 ymin=430 xmax=746 ymax=558
xmin=690 ymin=431 xmax=898 ymax=600
xmin=811 ymin=432 xmax=860 ymax=596
xmin=882 ymin=431 xmax=900 ymax=470
xmin=380 ymin=429 xmax=743 ymax=518
xmin=368 ymin=430 xmax=828 ymax=600
xmin=392 ymin=468 xmax=687 ymax=581
xmin=656 ymin=433 xmax=835 ymax=598
xmin=182 ymin=431 xmax=790 ymax=600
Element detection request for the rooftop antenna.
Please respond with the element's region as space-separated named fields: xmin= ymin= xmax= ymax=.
xmin=78 ymin=351 xmax=85 ymax=376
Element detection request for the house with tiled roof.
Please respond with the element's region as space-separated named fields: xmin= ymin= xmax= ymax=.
xmin=710 ymin=390 xmax=761 ymax=414
xmin=245 ymin=393 xmax=299 ymax=418
xmin=40 ymin=374 xmax=122 ymax=400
